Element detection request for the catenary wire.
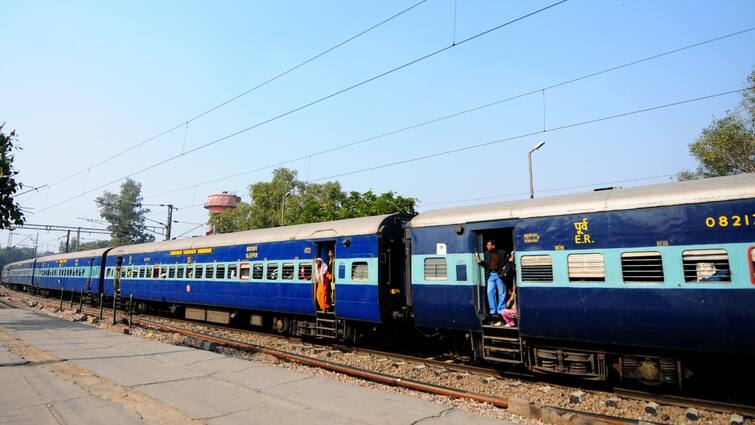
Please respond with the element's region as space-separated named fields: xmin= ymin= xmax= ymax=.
xmin=139 ymin=26 xmax=755 ymax=201
xmin=310 ymin=87 xmax=752 ymax=182
xmin=25 ymin=0 xmax=430 ymax=195
xmin=30 ymin=0 xmax=569 ymax=216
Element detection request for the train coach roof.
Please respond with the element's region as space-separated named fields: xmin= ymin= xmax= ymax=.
xmin=35 ymin=248 xmax=110 ymax=263
xmin=410 ymin=173 xmax=755 ymax=228
xmin=108 ymin=214 xmax=396 ymax=256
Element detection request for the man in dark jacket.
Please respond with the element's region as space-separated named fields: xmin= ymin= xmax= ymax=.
xmin=475 ymin=239 xmax=508 ymax=320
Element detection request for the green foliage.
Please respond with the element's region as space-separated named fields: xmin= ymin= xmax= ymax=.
xmin=58 ymin=238 xmax=113 ymax=253
xmin=679 ymin=68 xmax=755 ymax=180
xmin=209 ymin=168 xmax=417 ymax=233
xmin=0 ymin=247 xmax=37 ymax=269
xmin=0 ymin=124 xmax=25 ymax=229
xmin=95 ymin=179 xmax=155 ymax=244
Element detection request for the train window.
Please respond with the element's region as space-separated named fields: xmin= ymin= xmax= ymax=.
xmin=682 ymin=249 xmax=730 ymax=283
xmin=121 ymin=269 xmax=126 ymax=279
xmin=298 ymin=263 xmax=312 ymax=280
xmin=424 ymin=258 xmax=447 ymax=281
xmin=146 ymin=267 xmax=153 ymax=279
xmin=176 ymin=266 xmax=185 ymax=279
xmin=521 ymin=255 xmax=554 ymax=282
xmin=621 ymin=251 xmax=664 ymax=283
xmin=456 ymin=262 xmax=467 ymax=281
xmin=216 ymin=265 xmax=226 ymax=279
xmin=228 ymin=265 xmax=238 ymax=280
xmin=187 ymin=266 xmax=194 ymax=279
xmin=239 ymin=263 xmax=250 ymax=280
xmin=138 ymin=267 xmax=145 ymax=278
xmin=281 ymin=263 xmax=295 ymax=280
xmin=266 ymin=263 xmax=279 ymax=280
xmin=567 ymin=253 xmax=605 ymax=282
xmin=160 ymin=266 xmax=168 ymax=279
xmin=206 ymin=265 xmax=215 ymax=279
xmin=750 ymin=247 xmax=755 ymax=285
xmin=167 ymin=266 xmax=175 ymax=279
xmin=351 ymin=262 xmax=369 ymax=282
xmin=252 ymin=263 xmax=264 ymax=280
xmin=195 ymin=265 xmax=204 ymax=279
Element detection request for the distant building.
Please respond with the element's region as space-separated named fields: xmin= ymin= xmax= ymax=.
xmin=204 ymin=191 xmax=241 ymax=234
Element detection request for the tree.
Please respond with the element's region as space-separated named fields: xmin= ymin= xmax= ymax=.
xmin=95 ymin=179 xmax=155 ymax=245
xmin=209 ymin=168 xmax=417 ymax=233
xmin=678 ymin=69 xmax=755 ymax=180
xmin=0 ymin=246 xmax=53 ymax=269
xmin=58 ymin=238 xmax=113 ymax=253
xmin=0 ymin=124 xmax=25 ymax=229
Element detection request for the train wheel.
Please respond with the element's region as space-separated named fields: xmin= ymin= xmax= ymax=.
xmin=273 ymin=317 xmax=290 ymax=334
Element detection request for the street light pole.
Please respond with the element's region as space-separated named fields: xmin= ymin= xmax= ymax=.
xmin=528 ymin=141 xmax=546 ymax=199
xmin=280 ymin=191 xmax=292 ymax=226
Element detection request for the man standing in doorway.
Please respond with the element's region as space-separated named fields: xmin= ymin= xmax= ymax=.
xmin=475 ymin=239 xmax=508 ymax=323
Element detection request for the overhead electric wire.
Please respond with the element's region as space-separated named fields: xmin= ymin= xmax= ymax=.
xmin=310 ymin=87 xmax=753 ymax=182
xmin=139 ymin=26 xmax=755 ymax=201
xmin=29 ymin=0 xmax=430 ymax=194
xmin=31 ymin=0 xmax=569 ymax=216
xmin=173 ymin=223 xmax=205 ymax=239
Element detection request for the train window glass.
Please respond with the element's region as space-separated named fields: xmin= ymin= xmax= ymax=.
xmin=166 ymin=266 xmax=175 ymax=279
xmin=139 ymin=267 xmax=146 ymax=279
xmin=298 ymin=263 xmax=311 ymax=280
xmin=228 ymin=265 xmax=238 ymax=280
xmin=195 ymin=265 xmax=204 ymax=279
xmin=521 ymin=255 xmax=554 ymax=282
xmin=206 ymin=265 xmax=215 ymax=279
xmin=281 ymin=263 xmax=295 ymax=280
xmin=682 ymin=249 xmax=730 ymax=283
xmin=146 ymin=267 xmax=152 ymax=278
xmin=621 ymin=251 xmax=664 ymax=283
xmin=121 ymin=269 xmax=126 ymax=278
xmin=176 ymin=266 xmax=185 ymax=279
xmin=240 ymin=263 xmax=250 ymax=280
xmin=351 ymin=262 xmax=369 ymax=282
xmin=252 ymin=263 xmax=264 ymax=280
xmin=424 ymin=257 xmax=447 ymax=281
xmin=456 ymin=262 xmax=467 ymax=281
xmin=216 ymin=265 xmax=226 ymax=279
xmin=266 ymin=263 xmax=279 ymax=280
xmin=567 ymin=253 xmax=605 ymax=282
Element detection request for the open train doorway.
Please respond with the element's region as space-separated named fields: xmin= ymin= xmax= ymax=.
xmin=473 ymin=228 xmax=515 ymax=317
xmin=314 ymin=240 xmax=336 ymax=312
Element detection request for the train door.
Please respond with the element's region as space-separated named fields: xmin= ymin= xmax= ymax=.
xmin=85 ymin=258 xmax=94 ymax=292
xmin=314 ymin=241 xmax=335 ymax=312
xmin=113 ymin=257 xmax=123 ymax=296
xmin=474 ymin=228 xmax=515 ymax=317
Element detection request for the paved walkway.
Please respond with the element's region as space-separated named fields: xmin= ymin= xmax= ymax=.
xmin=0 ymin=308 xmax=508 ymax=424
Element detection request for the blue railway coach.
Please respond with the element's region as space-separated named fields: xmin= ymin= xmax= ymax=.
xmin=408 ymin=174 xmax=755 ymax=387
xmin=33 ymin=249 xmax=109 ymax=294
xmin=104 ymin=214 xmax=408 ymax=339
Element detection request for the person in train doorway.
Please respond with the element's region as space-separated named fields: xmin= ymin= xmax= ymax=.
xmin=475 ymin=239 xmax=508 ymax=324
xmin=327 ymin=249 xmax=336 ymax=306
xmin=315 ymin=257 xmax=331 ymax=311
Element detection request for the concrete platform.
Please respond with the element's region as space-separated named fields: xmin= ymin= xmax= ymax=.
xmin=0 ymin=308 xmax=508 ymax=424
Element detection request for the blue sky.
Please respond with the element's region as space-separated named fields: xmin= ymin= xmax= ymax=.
xmin=1 ymin=0 xmax=754 ymax=252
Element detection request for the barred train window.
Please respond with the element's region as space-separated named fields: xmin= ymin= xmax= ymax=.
xmin=682 ymin=249 xmax=730 ymax=283
xmin=567 ymin=253 xmax=605 ymax=282
xmin=205 ymin=265 xmax=214 ymax=279
xmin=520 ymin=255 xmax=553 ymax=282
xmin=228 ymin=265 xmax=238 ymax=279
xmin=176 ymin=266 xmax=184 ymax=279
xmin=168 ymin=266 xmax=176 ymax=279
xmin=424 ymin=257 xmax=447 ymax=281
xmin=139 ymin=267 xmax=146 ymax=279
xmin=239 ymin=263 xmax=250 ymax=280
xmin=266 ymin=263 xmax=279 ymax=280
xmin=215 ymin=265 xmax=226 ymax=279
xmin=299 ymin=263 xmax=312 ymax=280
xmin=351 ymin=262 xmax=369 ymax=282
xmin=194 ymin=265 xmax=204 ymax=279
xmin=621 ymin=251 xmax=664 ymax=283
xmin=281 ymin=263 xmax=295 ymax=280
xmin=252 ymin=263 xmax=264 ymax=280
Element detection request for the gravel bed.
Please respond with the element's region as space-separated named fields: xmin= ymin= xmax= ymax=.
xmin=2 ymin=287 xmax=751 ymax=425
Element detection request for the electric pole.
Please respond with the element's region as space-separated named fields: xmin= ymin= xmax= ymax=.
xmin=165 ymin=204 xmax=174 ymax=240
xmin=65 ymin=230 xmax=71 ymax=253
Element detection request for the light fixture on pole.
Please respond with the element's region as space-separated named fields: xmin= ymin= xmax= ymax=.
xmin=528 ymin=141 xmax=546 ymax=199
xmin=281 ymin=191 xmax=293 ymax=225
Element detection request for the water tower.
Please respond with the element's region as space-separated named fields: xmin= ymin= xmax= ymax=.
xmin=204 ymin=191 xmax=241 ymax=234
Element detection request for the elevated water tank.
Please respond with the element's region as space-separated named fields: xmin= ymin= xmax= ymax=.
xmin=204 ymin=191 xmax=241 ymax=215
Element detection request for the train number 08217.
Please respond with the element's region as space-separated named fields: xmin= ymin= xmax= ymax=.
xmin=705 ymin=215 xmax=753 ymax=228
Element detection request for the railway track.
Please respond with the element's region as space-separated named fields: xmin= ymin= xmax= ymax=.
xmin=2 ymin=286 xmax=752 ymax=424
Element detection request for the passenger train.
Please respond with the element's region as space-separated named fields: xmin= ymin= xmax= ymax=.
xmin=4 ymin=174 xmax=754 ymax=388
